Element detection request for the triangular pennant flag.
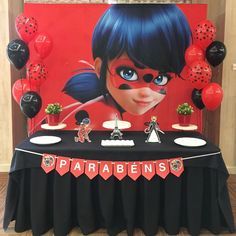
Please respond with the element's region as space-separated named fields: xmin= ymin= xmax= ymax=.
xmin=99 ymin=161 xmax=113 ymax=180
xmin=56 ymin=156 xmax=71 ymax=176
xmin=70 ymin=158 xmax=85 ymax=177
xmin=114 ymin=162 xmax=127 ymax=180
xmin=141 ymin=161 xmax=156 ymax=180
xmin=156 ymin=159 xmax=170 ymax=179
xmin=169 ymin=158 xmax=184 ymax=177
xmin=41 ymin=154 xmax=56 ymax=174
xmin=85 ymin=160 xmax=99 ymax=179
xmin=128 ymin=162 xmax=141 ymax=181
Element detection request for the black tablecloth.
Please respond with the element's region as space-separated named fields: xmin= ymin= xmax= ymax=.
xmin=3 ymin=131 xmax=235 ymax=236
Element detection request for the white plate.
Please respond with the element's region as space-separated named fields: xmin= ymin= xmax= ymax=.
xmin=30 ymin=136 xmax=62 ymax=145
xmin=41 ymin=123 xmax=67 ymax=130
xmin=174 ymin=137 xmax=206 ymax=147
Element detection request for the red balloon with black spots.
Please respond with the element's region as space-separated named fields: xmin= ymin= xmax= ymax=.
xmin=186 ymin=60 xmax=212 ymax=90
xmin=15 ymin=14 xmax=38 ymax=43
xmin=193 ymin=20 xmax=216 ymax=49
xmin=27 ymin=62 xmax=48 ymax=87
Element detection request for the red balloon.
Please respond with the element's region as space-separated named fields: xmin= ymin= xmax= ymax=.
xmin=15 ymin=14 xmax=38 ymax=43
xmin=202 ymin=83 xmax=223 ymax=110
xmin=12 ymin=79 xmax=38 ymax=104
xmin=27 ymin=62 xmax=48 ymax=87
xmin=186 ymin=60 xmax=212 ymax=90
xmin=193 ymin=20 xmax=216 ymax=49
xmin=34 ymin=33 xmax=53 ymax=59
xmin=185 ymin=45 xmax=204 ymax=66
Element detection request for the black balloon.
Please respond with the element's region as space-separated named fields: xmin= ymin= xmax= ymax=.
xmin=20 ymin=91 xmax=42 ymax=118
xmin=206 ymin=41 xmax=226 ymax=67
xmin=7 ymin=39 xmax=29 ymax=70
xmin=191 ymin=89 xmax=205 ymax=110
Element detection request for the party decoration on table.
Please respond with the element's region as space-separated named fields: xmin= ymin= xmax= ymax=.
xmin=74 ymin=118 xmax=92 ymax=143
xmin=27 ymin=62 xmax=48 ymax=87
xmin=191 ymin=89 xmax=205 ymax=110
xmin=185 ymin=45 xmax=204 ymax=66
xmin=186 ymin=60 xmax=212 ymax=90
xmin=20 ymin=91 xmax=42 ymax=118
xmin=110 ymin=114 xmax=123 ymax=140
xmin=12 ymin=78 xmax=38 ymax=104
xmin=176 ymin=103 xmax=194 ymax=127
xmin=7 ymin=39 xmax=30 ymax=70
xmin=144 ymin=116 xmax=164 ymax=143
xmin=202 ymin=82 xmax=223 ymax=110
xmin=39 ymin=152 xmax=184 ymax=179
xmin=15 ymin=14 xmax=38 ymax=43
xmin=34 ymin=32 xmax=53 ymax=59
xmin=206 ymin=41 xmax=227 ymax=67
xmin=102 ymin=114 xmax=131 ymax=141
xmin=45 ymin=103 xmax=63 ymax=126
xmin=192 ymin=19 xmax=216 ymax=49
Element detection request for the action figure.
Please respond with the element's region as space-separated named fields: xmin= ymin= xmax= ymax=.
xmin=144 ymin=116 xmax=164 ymax=143
xmin=75 ymin=118 xmax=92 ymax=143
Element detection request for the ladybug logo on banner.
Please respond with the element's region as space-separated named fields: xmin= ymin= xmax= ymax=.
xmin=99 ymin=161 xmax=113 ymax=180
xmin=142 ymin=161 xmax=156 ymax=180
xmin=41 ymin=154 xmax=56 ymax=173
xmin=155 ymin=160 xmax=170 ymax=179
xmin=70 ymin=158 xmax=85 ymax=177
xmin=128 ymin=162 xmax=141 ymax=181
xmin=56 ymin=156 xmax=71 ymax=176
xmin=169 ymin=158 xmax=184 ymax=177
xmin=114 ymin=162 xmax=127 ymax=180
xmin=85 ymin=160 xmax=99 ymax=179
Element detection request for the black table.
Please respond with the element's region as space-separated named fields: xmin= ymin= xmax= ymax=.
xmin=3 ymin=131 xmax=235 ymax=236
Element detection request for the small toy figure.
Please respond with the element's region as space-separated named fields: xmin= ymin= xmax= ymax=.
xmin=75 ymin=118 xmax=92 ymax=143
xmin=144 ymin=116 xmax=164 ymax=143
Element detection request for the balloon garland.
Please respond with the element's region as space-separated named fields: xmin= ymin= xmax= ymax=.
xmin=7 ymin=13 xmax=53 ymax=122
xmin=183 ymin=19 xmax=226 ymax=111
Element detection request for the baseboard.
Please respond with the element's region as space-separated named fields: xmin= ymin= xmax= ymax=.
xmin=227 ymin=166 xmax=236 ymax=174
xmin=0 ymin=164 xmax=10 ymax=172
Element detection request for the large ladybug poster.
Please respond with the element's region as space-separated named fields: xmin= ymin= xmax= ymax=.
xmin=22 ymin=4 xmax=207 ymax=132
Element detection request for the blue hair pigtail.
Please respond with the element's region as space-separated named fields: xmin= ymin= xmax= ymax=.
xmin=62 ymin=71 xmax=101 ymax=103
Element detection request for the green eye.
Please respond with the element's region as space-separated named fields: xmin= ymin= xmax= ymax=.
xmin=116 ymin=66 xmax=138 ymax=81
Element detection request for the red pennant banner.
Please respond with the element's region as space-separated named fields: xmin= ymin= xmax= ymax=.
xmin=41 ymin=154 xmax=56 ymax=173
xmin=70 ymin=158 xmax=85 ymax=177
xmin=169 ymin=158 xmax=184 ymax=177
xmin=56 ymin=156 xmax=71 ymax=176
xmin=128 ymin=162 xmax=141 ymax=181
xmin=142 ymin=161 xmax=156 ymax=180
xmin=114 ymin=162 xmax=127 ymax=180
xmin=156 ymin=159 xmax=170 ymax=179
xmin=85 ymin=160 xmax=99 ymax=179
xmin=40 ymin=155 xmax=185 ymax=180
xmin=99 ymin=161 xmax=113 ymax=180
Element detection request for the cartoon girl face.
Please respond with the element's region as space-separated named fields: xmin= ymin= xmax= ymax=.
xmin=105 ymin=54 xmax=174 ymax=115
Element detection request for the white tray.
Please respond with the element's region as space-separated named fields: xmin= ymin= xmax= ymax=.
xmin=101 ymin=140 xmax=134 ymax=147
